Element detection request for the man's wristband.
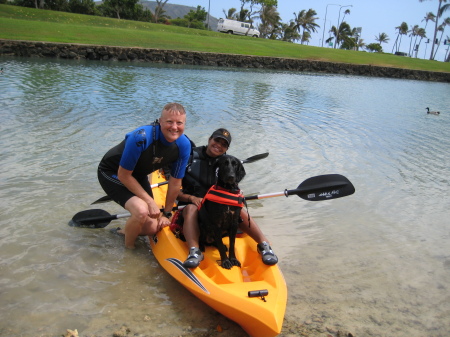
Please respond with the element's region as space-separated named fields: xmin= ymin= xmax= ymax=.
xmin=163 ymin=211 xmax=172 ymax=219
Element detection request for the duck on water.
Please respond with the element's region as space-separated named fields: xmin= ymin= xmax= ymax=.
xmin=426 ymin=107 xmax=440 ymax=115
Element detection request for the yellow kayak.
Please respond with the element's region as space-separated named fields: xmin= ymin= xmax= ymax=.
xmin=148 ymin=170 xmax=287 ymax=337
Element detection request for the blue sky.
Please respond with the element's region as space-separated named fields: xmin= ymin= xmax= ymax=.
xmin=174 ymin=0 xmax=450 ymax=61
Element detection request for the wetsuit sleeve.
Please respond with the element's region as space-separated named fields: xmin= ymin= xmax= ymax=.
xmin=170 ymin=135 xmax=191 ymax=179
xmin=119 ymin=126 xmax=153 ymax=171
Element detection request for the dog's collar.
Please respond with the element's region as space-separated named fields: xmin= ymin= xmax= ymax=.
xmin=213 ymin=184 xmax=241 ymax=194
xmin=199 ymin=185 xmax=245 ymax=210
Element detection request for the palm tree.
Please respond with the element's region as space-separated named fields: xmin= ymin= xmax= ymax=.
xmin=443 ymin=3 xmax=450 ymax=15
xmin=257 ymin=5 xmax=281 ymax=39
xmin=340 ymin=36 xmax=356 ymax=49
xmin=422 ymin=11 xmax=436 ymax=30
xmin=335 ymin=9 xmax=351 ymax=48
xmin=413 ymin=12 xmax=435 ymax=56
xmin=408 ymin=25 xmax=420 ymax=56
xmin=327 ymin=21 xmax=352 ymax=48
xmin=349 ymin=27 xmax=363 ymax=50
xmin=356 ymin=38 xmax=366 ymax=51
xmin=278 ymin=21 xmax=301 ymax=42
xmin=223 ymin=8 xmax=238 ymax=20
xmin=340 ymin=8 xmax=351 ymax=24
xmin=445 ymin=34 xmax=450 ymax=61
xmin=392 ymin=22 xmax=409 ymax=53
xmin=238 ymin=0 xmax=260 ymax=22
xmin=420 ymin=12 xmax=436 ymax=40
xmin=339 ymin=27 xmax=362 ymax=50
xmin=238 ymin=8 xmax=250 ymax=22
xmin=301 ymin=31 xmax=312 ymax=44
xmin=375 ymin=32 xmax=390 ymax=47
xmin=293 ymin=9 xmax=320 ymax=45
xmin=419 ymin=0 xmax=450 ymax=60
xmin=366 ymin=43 xmax=383 ymax=53
xmin=433 ymin=17 xmax=450 ymax=58
xmin=413 ymin=28 xmax=427 ymax=56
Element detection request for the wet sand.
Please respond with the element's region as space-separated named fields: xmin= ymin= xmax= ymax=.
xmin=62 ymin=313 xmax=354 ymax=337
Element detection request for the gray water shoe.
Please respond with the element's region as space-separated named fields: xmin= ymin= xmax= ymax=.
xmin=257 ymin=241 xmax=278 ymax=265
xmin=183 ymin=247 xmax=204 ymax=268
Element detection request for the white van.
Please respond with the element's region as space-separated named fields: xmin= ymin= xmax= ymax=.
xmin=217 ymin=18 xmax=260 ymax=38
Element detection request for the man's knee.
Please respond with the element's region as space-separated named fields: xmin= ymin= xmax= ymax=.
xmin=134 ymin=209 xmax=149 ymax=224
xmin=126 ymin=198 xmax=150 ymax=224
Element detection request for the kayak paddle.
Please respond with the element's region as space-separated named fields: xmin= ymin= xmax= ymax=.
xmin=244 ymin=174 xmax=355 ymax=201
xmin=90 ymin=152 xmax=269 ymax=205
xmin=69 ymin=209 xmax=131 ymax=228
xmin=69 ymin=173 xmax=354 ymax=228
xmin=68 ymin=205 xmax=185 ymax=228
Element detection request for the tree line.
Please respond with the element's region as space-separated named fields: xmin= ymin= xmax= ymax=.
xmin=392 ymin=1 xmax=450 ymax=61
xmin=237 ymin=0 xmax=449 ymax=61
xmin=6 ymin=0 xmax=209 ymax=29
xmin=6 ymin=0 xmax=450 ymax=61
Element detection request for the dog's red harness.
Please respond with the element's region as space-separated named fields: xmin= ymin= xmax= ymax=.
xmin=198 ymin=185 xmax=245 ymax=211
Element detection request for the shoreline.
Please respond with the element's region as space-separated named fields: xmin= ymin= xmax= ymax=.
xmin=1 ymin=39 xmax=449 ymax=83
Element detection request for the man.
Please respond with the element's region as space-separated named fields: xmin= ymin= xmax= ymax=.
xmin=98 ymin=103 xmax=191 ymax=249
xmin=177 ymin=128 xmax=278 ymax=268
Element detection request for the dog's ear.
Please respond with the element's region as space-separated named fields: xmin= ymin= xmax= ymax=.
xmin=213 ymin=156 xmax=222 ymax=170
xmin=235 ymin=159 xmax=246 ymax=183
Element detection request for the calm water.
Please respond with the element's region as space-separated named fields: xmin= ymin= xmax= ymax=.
xmin=0 ymin=56 xmax=449 ymax=337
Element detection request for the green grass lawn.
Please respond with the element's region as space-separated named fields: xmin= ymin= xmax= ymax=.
xmin=1 ymin=4 xmax=449 ymax=73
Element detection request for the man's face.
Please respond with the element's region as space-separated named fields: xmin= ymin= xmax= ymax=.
xmin=159 ymin=109 xmax=186 ymax=143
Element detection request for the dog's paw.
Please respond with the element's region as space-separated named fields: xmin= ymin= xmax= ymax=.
xmin=221 ymin=259 xmax=233 ymax=269
xmin=230 ymin=258 xmax=241 ymax=267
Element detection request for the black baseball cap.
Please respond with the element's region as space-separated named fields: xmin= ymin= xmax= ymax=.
xmin=210 ymin=128 xmax=232 ymax=146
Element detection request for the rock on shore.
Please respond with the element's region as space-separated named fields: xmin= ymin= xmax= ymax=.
xmin=1 ymin=39 xmax=449 ymax=83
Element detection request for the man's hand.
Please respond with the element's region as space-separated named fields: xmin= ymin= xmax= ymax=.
xmin=147 ymin=199 xmax=161 ymax=218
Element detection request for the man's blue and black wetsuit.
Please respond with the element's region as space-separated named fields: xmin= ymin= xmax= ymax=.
xmin=98 ymin=123 xmax=191 ymax=207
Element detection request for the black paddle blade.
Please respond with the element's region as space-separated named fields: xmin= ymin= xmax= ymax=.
xmin=69 ymin=209 xmax=113 ymax=228
xmin=91 ymin=195 xmax=113 ymax=205
xmin=291 ymin=174 xmax=355 ymax=201
xmin=91 ymin=181 xmax=169 ymax=205
xmin=241 ymin=152 xmax=269 ymax=164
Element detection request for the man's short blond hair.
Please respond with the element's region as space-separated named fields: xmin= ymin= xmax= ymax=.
xmin=161 ymin=102 xmax=186 ymax=115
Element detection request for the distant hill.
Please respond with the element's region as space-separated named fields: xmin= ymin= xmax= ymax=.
xmin=139 ymin=1 xmax=219 ymax=31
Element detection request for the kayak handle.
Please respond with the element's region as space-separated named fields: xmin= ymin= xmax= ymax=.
xmin=248 ymin=289 xmax=268 ymax=302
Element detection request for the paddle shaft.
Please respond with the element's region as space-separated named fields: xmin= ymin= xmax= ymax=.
xmin=91 ymin=152 xmax=269 ymax=205
xmin=91 ymin=180 xmax=169 ymax=204
xmin=245 ymin=179 xmax=352 ymax=201
xmin=70 ymin=205 xmax=186 ymax=228
xmin=71 ymin=174 xmax=354 ymax=227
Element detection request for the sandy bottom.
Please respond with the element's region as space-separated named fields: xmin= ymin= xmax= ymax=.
xmin=51 ymin=238 xmax=354 ymax=337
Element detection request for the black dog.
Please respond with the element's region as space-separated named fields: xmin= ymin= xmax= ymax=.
xmin=198 ymin=154 xmax=246 ymax=269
